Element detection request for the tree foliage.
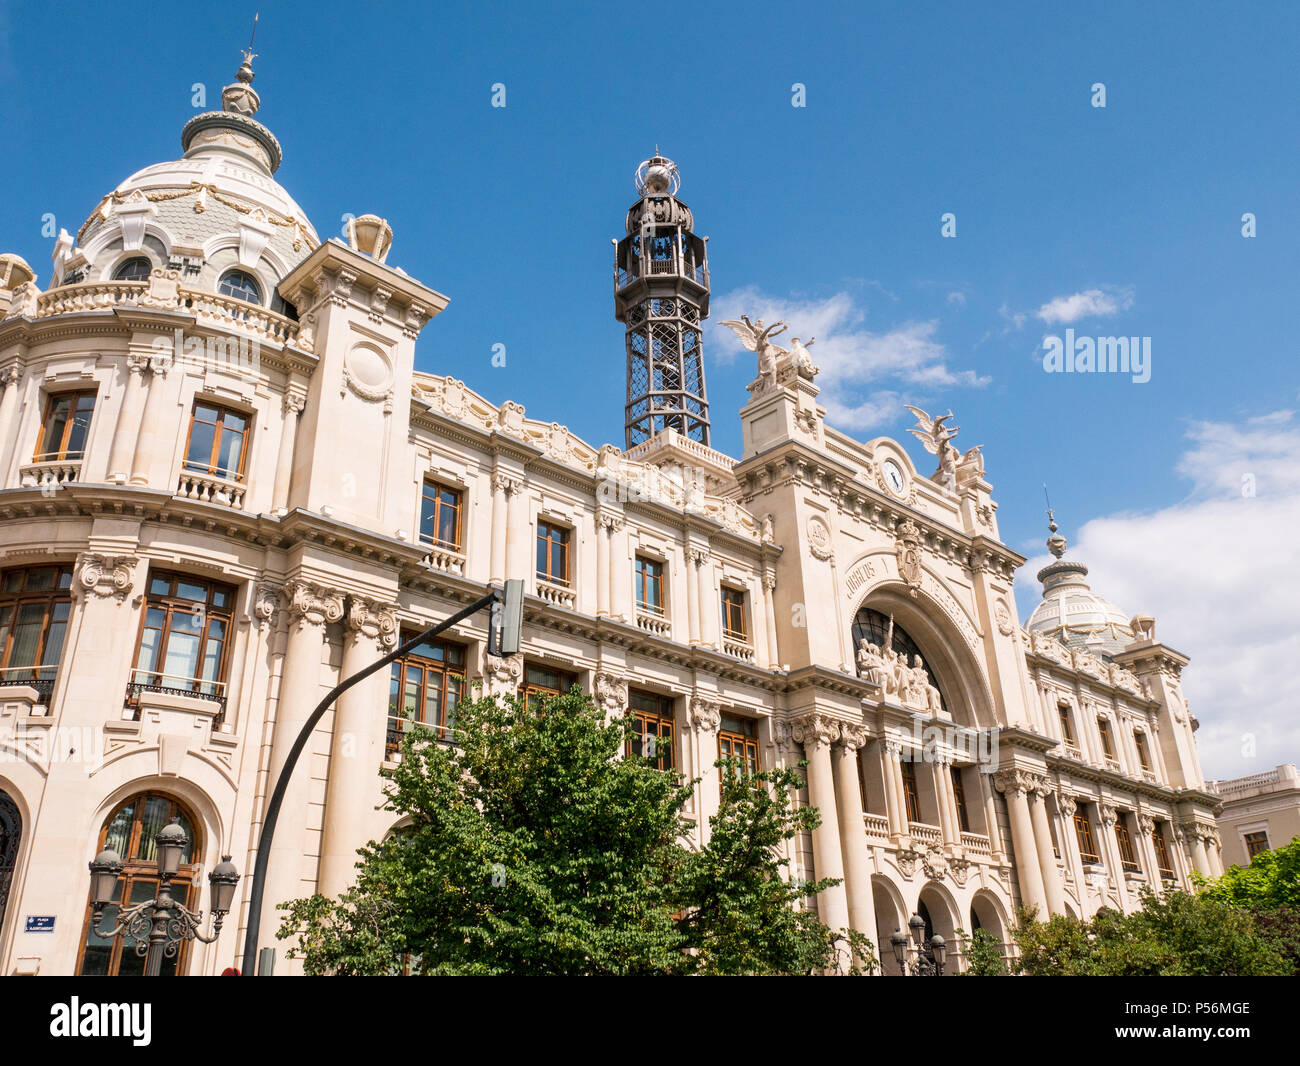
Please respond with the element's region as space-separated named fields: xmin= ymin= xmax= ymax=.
xmin=280 ymin=686 xmax=875 ymax=975
xmin=1198 ymin=835 xmax=1300 ymax=910
xmin=958 ymin=927 xmax=1008 ymax=976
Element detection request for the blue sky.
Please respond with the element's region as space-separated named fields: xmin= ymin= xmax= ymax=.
xmin=1 ymin=1 xmax=1296 ymax=777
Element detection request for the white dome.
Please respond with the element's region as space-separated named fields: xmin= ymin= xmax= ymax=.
xmin=1026 ymin=521 xmax=1135 ymax=658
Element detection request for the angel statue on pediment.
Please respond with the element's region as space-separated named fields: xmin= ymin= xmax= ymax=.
xmin=721 ymin=315 xmax=788 ymax=388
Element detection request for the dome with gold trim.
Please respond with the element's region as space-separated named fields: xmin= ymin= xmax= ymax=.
xmin=61 ymin=50 xmax=319 ymax=314
xmin=1026 ymin=513 xmax=1135 ymax=658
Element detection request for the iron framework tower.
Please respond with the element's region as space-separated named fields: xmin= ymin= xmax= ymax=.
xmin=614 ymin=155 xmax=711 ymax=448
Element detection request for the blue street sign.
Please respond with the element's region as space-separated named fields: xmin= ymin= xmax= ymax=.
xmin=24 ymin=915 xmax=55 ymax=933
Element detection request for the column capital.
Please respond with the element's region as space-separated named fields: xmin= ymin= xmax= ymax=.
xmin=73 ymin=553 xmax=138 ymax=603
xmin=125 ymin=352 xmax=152 ymax=375
xmin=282 ymin=391 xmax=306 ymax=415
xmin=282 ymin=580 xmax=346 ymax=630
xmin=837 ymin=723 xmax=868 ymax=751
xmin=1055 ymin=791 xmax=1078 ymax=819
xmin=790 ymin=712 xmax=841 ymax=750
xmin=688 ymin=546 xmax=711 ymax=568
xmin=687 ymin=694 xmax=721 ymax=734
xmin=0 ymin=363 xmax=23 ymax=387
xmin=1098 ymin=802 xmax=1119 ymax=827
xmin=593 ymin=671 xmax=629 ymax=715
xmin=492 ymin=471 xmax=524 ymax=496
xmin=346 ymin=595 xmax=400 ymax=649
xmin=992 ymin=768 xmax=1045 ymax=797
xmin=483 ymin=651 xmax=523 ymax=698
xmin=254 ymin=583 xmax=282 ymax=632
xmin=1136 ymin=813 xmax=1156 ymax=837
xmin=595 ymin=510 xmax=623 ymax=534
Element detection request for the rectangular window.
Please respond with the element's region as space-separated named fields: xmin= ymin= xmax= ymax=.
xmin=627 ymin=691 xmax=674 ymax=771
xmin=0 ymin=565 xmax=74 ymax=688
xmin=184 ymin=402 xmax=250 ymax=481
xmin=1115 ymin=815 xmax=1141 ymax=873
xmin=536 ymin=521 xmax=570 ymax=587
xmin=717 ymin=713 xmax=760 ymax=778
xmin=129 ymin=572 xmax=235 ymax=716
xmin=900 ymin=758 xmax=923 ymax=824
xmin=1134 ymin=732 xmax=1152 ymax=773
xmin=521 ymin=663 xmax=575 ymax=711
xmin=1244 ymin=831 xmax=1270 ymax=860
xmin=386 ymin=636 xmax=465 ymax=755
xmin=1074 ymin=805 xmax=1101 ymax=865
xmin=1098 ymin=718 xmax=1117 ymax=764
xmin=951 ymin=766 xmax=970 ymax=833
xmin=1154 ymin=822 xmax=1176 ymax=877
xmin=419 ymin=481 xmax=463 ymax=550
xmin=721 ymin=586 xmax=748 ymax=642
xmin=1058 ymin=705 xmax=1077 ymax=748
xmin=34 ymin=391 xmax=96 ymax=462
xmin=635 ymin=556 xmax=664 ymax=616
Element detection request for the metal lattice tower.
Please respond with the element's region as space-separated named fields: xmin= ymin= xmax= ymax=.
xmin=614 ymin=154 xmax=711 ymax=448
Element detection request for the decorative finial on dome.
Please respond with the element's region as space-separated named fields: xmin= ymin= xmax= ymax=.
xmin=635 ymin=153 xmax=680 ymax=197
xmin=222 ymin=15 xmax=261 ymax=116
xmin=1044 ymin=484 xmax=1067 ymax=558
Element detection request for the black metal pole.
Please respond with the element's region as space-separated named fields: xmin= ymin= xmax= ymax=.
xmin=240 ymin=589 xmax=500 ymax=974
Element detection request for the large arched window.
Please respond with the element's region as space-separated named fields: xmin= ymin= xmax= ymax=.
xmin=111 ymin=257 xmax=153 ymax=282
xmin=217 ymin=269 xmax=262 ymax=305
xmin=77 ymin=792 xmax=201 ymax=977
xmin=0 ymin=791 xmax=20 ymax=938
xmin=851 ymin=606 xmax=947 ymax=713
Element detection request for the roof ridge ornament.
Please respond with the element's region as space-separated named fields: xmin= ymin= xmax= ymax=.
xmin=223 ymin=15 xmax=262 ymax=116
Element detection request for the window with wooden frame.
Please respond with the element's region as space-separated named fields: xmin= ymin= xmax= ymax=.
xmin=1153 ymin=822 xmax=1176 ymax=877
xmin=184 ymin=402 xmax=250 ymax=482
xmin=635 ymin=556 xmax=665 ymax=616
xmin=129 ymin=573 xmax=235 ymax=712
xmin=717 ymin=713 xmax=760 ymax=778
xmin=521 ymin=663 xmax=576 ymax=711
xmin=1074 ymin=804 xmax=1101 ymax=865
xmin=419 ymin=481 xmax=463 ymax=551
xmin=1244 ymin=831 xmax=1270 ymax=860
xmin=111 ymin=256 xmax=153 ymax=283
xmin=721 ymin=585 xmax=748 ymax=642
xmin=1097 ymin=717 xmax=1118 ymax=764
xmin=627 ymin=691 xmax=675 ymax=771
xmin=1058 ymin=703 xmax=1078 ymax=749
xmin=0 ymin=565 xmax=73 ymax=688
xmin=387 ymin=636 xmax=465 ymax=755
xmin=33 ymin=391 xmax=96 ymax=463
xmin=950 ymin=766 xmax=971 ymax=833
xmin=536 ymin=521 xmax=571 ymax=587
xmin=1114 ymin=814 xmax=1141 ymax=873
xmin=900 ymin=758 xmax=923 ymax=824
xmin=77 ymin=792 xmax=200 ymax=977
xmin=1134 ymin=731 xmax=1153 ymax=773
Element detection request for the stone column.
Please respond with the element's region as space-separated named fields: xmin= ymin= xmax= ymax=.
xmin=318 ymin=596 xmax=398 ymax=898
xmin=685 ymin=548 xmax=701 ymax=644
xmin=1207 ymin=830 xmax=1224 ymax=876
xmin=1028 ymin=782 xmax=1066 ymax=915
xmin=503 ymin=475 xmax=528 ymax=580
xmin=695 ymin=548 xmax=718 ymax=650
xmin=976 ymin=770 xmax=1005 ymax=859
xmin=833 ymin=725 xmax=878 ymax=962
xmin=792 ymin=713 xmax=850 ymax=942
xmin=687 ymin=695 xmax=722 ymax=827
xmin=881 ymin=741 xmax=906 ymax=839
xmin=610 ymin=519 xmax=632 ymax=623
xmin=932 ymin=758 xmax=957 ymax=845
xmin=595 ymin=512 xmax=612 ymax=617
xmin=1136 ymin=814 xmax=1162 ymax=890
xmin=257 ymin=580 xmax=345 ymax=951
xmin=1057 ymin=792 xmax=1087 ymax=901
xmin=1099 ymin=804 xmax=1131 ymax=910
xmin=106 ymin=355 xmax=149 ymax=482
xmin=0 ymin=364 xmax=24 ymax=481
xmin=761 ymin=571 xmax=780 ymax=669
xmin=271 ymin=393 xmax=305 ymax=514
xmin=489 ymin=473 xmax=510 ymax=583
xmin=994 ymin=770 xmax=1048 ymax=918
xmin=1185 ymin=824 xmax=1210 ymax=876
xmin=130 ymin=353 xmax=172 ymax=486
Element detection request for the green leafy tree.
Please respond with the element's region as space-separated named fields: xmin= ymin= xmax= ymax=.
xmin=1012 ymin=889 xmax=1291 ymax=976
xmin=280 ymin=686 xmax=873 ymax=975
xmin=1198 ymin=836 xmax=1300 ymax=910
xmin=957 ymin=927 xmax=1008 ymax=975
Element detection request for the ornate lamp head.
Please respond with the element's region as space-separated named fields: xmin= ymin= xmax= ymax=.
xmin=88 ymin=848 xmax=123 ymax=907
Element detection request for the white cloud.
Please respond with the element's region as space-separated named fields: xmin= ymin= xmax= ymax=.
xmin=1036 ymin=287 xmax=1134 ymax=325
xmin=709 ymin=286 xmax=988 ymax=432
xmin=947 ymin=291 xmax=967 ymax=308
xmin=1018 ymin=411 xmax=1300 ymax=780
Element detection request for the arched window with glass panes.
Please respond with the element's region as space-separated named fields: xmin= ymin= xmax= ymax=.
xmin=77 ymin=792 xmax=201 ymax=976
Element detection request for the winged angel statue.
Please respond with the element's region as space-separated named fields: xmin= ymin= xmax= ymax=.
xmin=720 ymin=315 xmax=819 ymax=389
xmin=903 ymin=405 xmax=982 ymax=492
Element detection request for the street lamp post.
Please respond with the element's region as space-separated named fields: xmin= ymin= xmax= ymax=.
xmin=890 ymin=913 xmax=947 ymax=976
xmin=88 ymin=817 xmax=240 ymax=976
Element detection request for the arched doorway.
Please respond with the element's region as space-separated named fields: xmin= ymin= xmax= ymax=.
xmin=76 ymin=791 xmax=202 ymax=976
xmin=0 ymin=791 xmax=20 ymax=938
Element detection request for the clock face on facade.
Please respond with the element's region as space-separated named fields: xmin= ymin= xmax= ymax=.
xmin=882 ymin=458 xmax=907 ymax=496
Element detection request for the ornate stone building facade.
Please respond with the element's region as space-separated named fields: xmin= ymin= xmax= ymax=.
xmin=1209 ymin=765 xmax=1300 ymax=869
xmin=0 ymin=57 xmax=1221 ymax=976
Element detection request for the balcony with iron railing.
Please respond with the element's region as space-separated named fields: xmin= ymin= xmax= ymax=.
xmin=124 ymin=669 xmax=227 ymax=725
xmin=0 ymin=665 xmax=58 ymax=709
xmin=385 ymin=716 xmax=455 ymax=759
